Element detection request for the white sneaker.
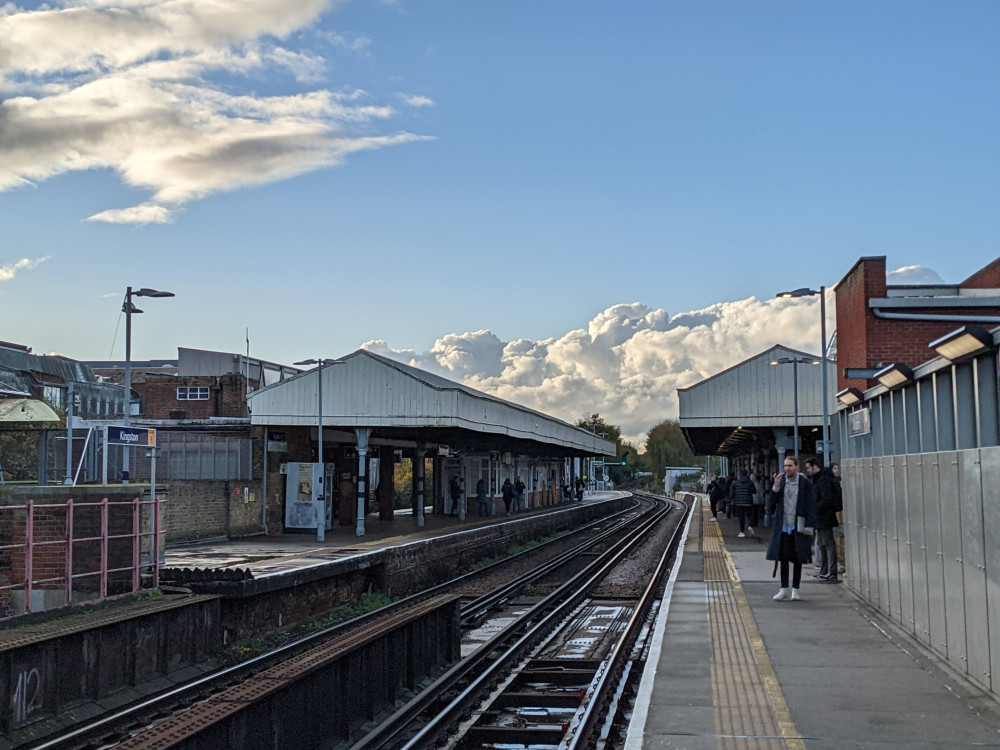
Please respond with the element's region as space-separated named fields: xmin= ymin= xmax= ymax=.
xmin=710 ymin=517 xmax=718 ymax=522
xmin=737 ymin=532 xmax=745 ymax=538
xmin=746 ymin=526 xmax=754 ymax=536
xmin=772 ymin=588 xmax=790 ymax=601
xmin=791 ymin=588 xmax=801 ymax=601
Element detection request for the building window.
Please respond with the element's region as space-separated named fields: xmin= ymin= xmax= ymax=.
xmin=177 ymin=386 xmax=210 ymax=401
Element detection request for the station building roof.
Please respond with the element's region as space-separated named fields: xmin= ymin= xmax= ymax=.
xmin=247 ymin=349 xmax=616 ymax=457
xmin=678 ymin=344 xmax=837 ymax=456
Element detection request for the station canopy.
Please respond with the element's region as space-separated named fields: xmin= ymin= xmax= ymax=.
xmin=678 ymin=344 xmax=836 ymax=456
xmin=247 ymin=349 xmax=616 ymax=457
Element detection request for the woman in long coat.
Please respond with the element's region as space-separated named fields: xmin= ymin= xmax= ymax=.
xmin=767 ymin=456 xmax=818 ymax=601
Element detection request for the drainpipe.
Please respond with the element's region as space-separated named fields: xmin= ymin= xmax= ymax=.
xmin=871 ymin=308 xmax=1000 ymax=324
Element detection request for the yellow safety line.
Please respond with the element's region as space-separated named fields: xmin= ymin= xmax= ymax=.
xmin=705 ymin=502 xmax=805 ymax=750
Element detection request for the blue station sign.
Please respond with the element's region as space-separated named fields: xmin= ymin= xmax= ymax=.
xmin=107 ymin=425 xmax=157 ymax=447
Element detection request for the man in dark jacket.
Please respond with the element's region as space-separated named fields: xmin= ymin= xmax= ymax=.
xmin=767 ymin=456 xmax=817 ymax=601
xmin=805 ymin=456 xmax=842 ymax=582
xmin=729 ymin=469 xmax=757 ymax=537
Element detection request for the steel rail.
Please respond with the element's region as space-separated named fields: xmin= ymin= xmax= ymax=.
xmin=460 ymin=496 xmax=653 ymax=622
xmin=350 ymin=495 xmax=679 ymax=750
xmin=563 ymin=491 xmax=690 ymax=748
xmin=31 ymin=497 xmax=644 ymax=750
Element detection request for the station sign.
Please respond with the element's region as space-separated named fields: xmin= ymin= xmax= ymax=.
xmin=107 ymin=425 xmax=157 ymax=447
xmin=847 ymin=408 xmax=870 ymax=438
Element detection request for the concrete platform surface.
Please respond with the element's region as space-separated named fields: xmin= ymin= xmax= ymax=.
xmin=628 ymin=503 xmax=1000 ymax=750
xmin=164 ymin=492 xmax=622 ymax=577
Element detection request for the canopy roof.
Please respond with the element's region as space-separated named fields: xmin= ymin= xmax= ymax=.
xmin=248 ymin=349 xmax=615 ymax=456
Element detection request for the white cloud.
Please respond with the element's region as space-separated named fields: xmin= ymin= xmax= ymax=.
xmin=87 ymin=203 xmax=175 ymax=225
xmin=0 ymin=256 xmax=49 ymax=282
xmin=0 ymin=0 xmax=428 ymax=223
xmin=363 ymin=293 xmax=834 ymax=445
xmin=887 ymin=265 xmax=947 ymax=285
xmin=401 ymin=94 xmax=434 ymax=108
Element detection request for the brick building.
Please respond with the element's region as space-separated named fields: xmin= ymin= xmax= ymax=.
xmin=834 ymin=256 xmax=1000 ymax=393
xmin=84 ymin=348 xmax=299 ymax=541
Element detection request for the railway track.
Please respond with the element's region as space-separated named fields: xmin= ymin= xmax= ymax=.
xmin=32 ymin=495 xmax=667 ymax=750
xmin=350 ymin=491 xmax=688 ymax=749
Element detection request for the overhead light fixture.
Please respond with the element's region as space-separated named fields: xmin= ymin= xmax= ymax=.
xmin=929 ymin=325 xmax=994 ymax=362
xmin=874 ymin=363 xmax=914 ymax=389
xmin=836 ymin=387 xmax=864 ymax=406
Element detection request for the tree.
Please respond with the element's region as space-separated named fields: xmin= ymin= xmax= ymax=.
xmin=577 ymin=413 xmax=630 ymax=483
xmin=643 ymin=420 xmax=698 ymax=474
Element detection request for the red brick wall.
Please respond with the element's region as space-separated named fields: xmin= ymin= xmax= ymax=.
xmin=835 ymin=257 xmax=885 ymax=392
xmin=836 ymin=256 xmax=1000 ymax=392
xmin=963 ymin=258 xmax=1000 ymax=287
xmin=141 ymin=373 xmax=252 ymax=420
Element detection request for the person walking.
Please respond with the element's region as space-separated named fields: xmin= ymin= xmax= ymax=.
xmin=767 ymin=456 xmax=817 ymax=601
xmin=476 ymin=477 xmax=489 ymax=517
xmin=729 ymin=469 xmax=757 ymax=537
xmin=501 ymin=478 xmax=515 ymax=516
xmin=804 ymin=457 xmax=842 ymax=582
xmin=575 ymin=477 xmax=585 ymax=502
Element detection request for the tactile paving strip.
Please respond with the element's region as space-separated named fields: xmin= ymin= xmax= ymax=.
xmin=702 ymin=502 xmax=803 ymax=750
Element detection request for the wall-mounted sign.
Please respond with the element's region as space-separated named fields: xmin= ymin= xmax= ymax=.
xmin=848 ymin=408 xmax=870 ymax=437
xmin=106 ymin=425 xmax=156 ymax=447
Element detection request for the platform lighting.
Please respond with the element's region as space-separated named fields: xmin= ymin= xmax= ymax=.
xmin=929 ymin=325 xmax=994 ymax=362
xmin=770 ymin=357 xmax=818 ymax=456
xmin=777 ymin=286 xmax=832 ymax=463
xmin=122 ymin=286 xmax=174 ymax=486
xmin=836 ymin=387 xmax=864 ymax=406
xmin=874 ymin=363 xmax=915 ymax=390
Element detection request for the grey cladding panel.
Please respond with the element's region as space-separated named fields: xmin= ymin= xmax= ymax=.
xmin=908 ymin=455 xmax=930 ymax=645
xmin=938 ymin=451 xmax=967 ymax=673
xmin=895 ymin=457 xmax=913 ymax=630
xmin=922 ymin=455 xmax=947 ymax=654
xmin=959 ymin=449 xmax=990 ymax=690
xmin=980 ymin=447 xmax=1000 ymax=693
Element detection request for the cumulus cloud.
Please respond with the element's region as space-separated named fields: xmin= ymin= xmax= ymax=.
xmin=0 ymin=1 xmax=428 ymax=223
xmin=0 ymin=256 xmax=49 ymax=282
xmin=362 ymin=295 xmax=832 ymax=445
xmin=887 ymin=265 xmax=947 ymax=285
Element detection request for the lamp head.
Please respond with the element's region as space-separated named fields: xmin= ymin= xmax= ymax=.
xmin=776 ymin=287 xmax=818 ymax=299
xmin=134 ymin=288 xmax=175 ymax=298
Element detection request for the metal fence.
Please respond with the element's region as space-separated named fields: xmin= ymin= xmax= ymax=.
xmin=0 ymin=497 xmax=163 ymax=620
xmin=1 ymin=428 xmax=253 ymax=485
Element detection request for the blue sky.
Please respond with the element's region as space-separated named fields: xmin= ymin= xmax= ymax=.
xmin=1 ymin=1 xmax=998 ymax=438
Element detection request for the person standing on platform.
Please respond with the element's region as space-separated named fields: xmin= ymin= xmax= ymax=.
xmin=476 ymin=477 xmax=489 ymax=517
xmin=729 ymin=469 xmax=757 ymax=537
xmin=575 ymin=477 xmax=585 ymax=502
xmin=804 ymin=457 xmax=842 ymax=582
xmin=501 ymin=478 xmax=515 ymax=516
xmin=708 ymin=476 xmax=724 ymax=522
xmin=514 ymin=476 xmax=526 ymax=513
xmin=767 ymin=456 xmax=817 ymax=601
xmin=449 ymin=475 xmax=462 ymax=517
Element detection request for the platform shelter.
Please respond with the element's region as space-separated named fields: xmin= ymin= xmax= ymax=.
xmin=678 ymin=344 xmax=838 ymax=475
xmin=247 ymin=349 xmax=615 ymax=536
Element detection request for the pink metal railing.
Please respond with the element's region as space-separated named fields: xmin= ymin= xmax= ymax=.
xmin=0 ymin=496 xmax=163 ymax=621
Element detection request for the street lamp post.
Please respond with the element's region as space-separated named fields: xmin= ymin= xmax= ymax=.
xmin=293 ymin=358 xmax=340 ymax=541
xmin=777 ymin=286 xmax=830 ymax=462
xmin=122 ymin=286 xmax=175 ymax=486
xmin=770 ymin=357 xmax=819 ymax=456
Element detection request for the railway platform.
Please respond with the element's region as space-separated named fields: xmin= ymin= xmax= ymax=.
xmin=162 ymin=491 xmax=624 ymax=578
xmin=627 ymin=496 xmax=1000 ymax=750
